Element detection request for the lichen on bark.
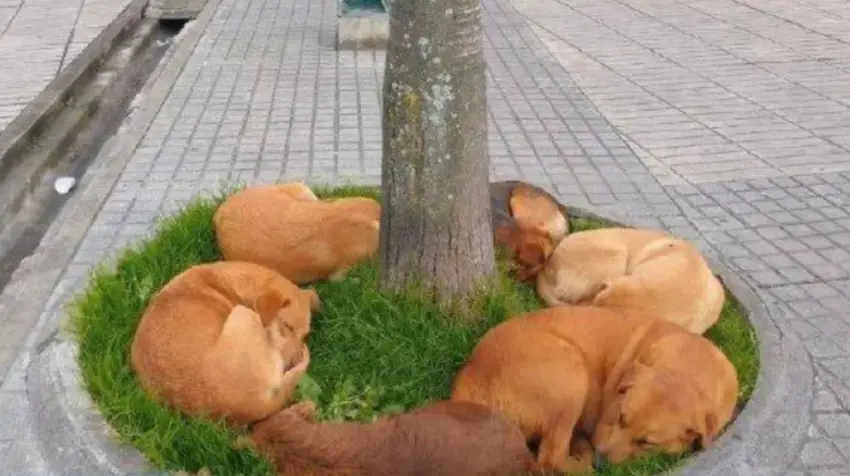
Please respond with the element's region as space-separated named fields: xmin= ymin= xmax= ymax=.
xmin=378 ymin=0 xmax=495 ymax=308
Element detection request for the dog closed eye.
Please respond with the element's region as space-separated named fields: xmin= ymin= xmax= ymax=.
xmin=634 ymin=438 xmax=657 ymax=448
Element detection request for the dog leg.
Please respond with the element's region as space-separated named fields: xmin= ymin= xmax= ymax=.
xmin=266 ymin=319 xmax=286 ymax=353
xmin=592 ymin=277 xmax=640 ymax=311
xmin=206 ymin=305 xmax=288 ymax=423
xmin=570 ymin=433 xmax=595 ymax=464
xmin=273 ymin=346 xmax=311 ymax=403
xmin=328 ymin=267 xmax=349 ymax=282
xmin=233 ymin=435 xmax=256 ymax=451
xmin=538 ymin=409 xmax=592 ymax=473
xmin=575 ymin=281 xmax=609 ymax=306
xmin=288 ymin=400 xmax=317 ymax=421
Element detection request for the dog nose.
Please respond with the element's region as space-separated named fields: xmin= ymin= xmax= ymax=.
xmin=592 ymin=451 xmax=607 ymax=471
xmin=691 ymin=437 xmax=705 ymax=452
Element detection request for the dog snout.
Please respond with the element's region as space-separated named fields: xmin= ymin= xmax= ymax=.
xmin=691 ymin=437 xmax=705 ymax=452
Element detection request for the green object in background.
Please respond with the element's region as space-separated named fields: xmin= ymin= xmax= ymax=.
xmin=341 ymin=0 xmax=386 ymax=14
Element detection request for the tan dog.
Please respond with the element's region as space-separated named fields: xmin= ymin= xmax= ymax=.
xmin=214 ymin=182 xmax=381 ymax=284
xmin=451 ymin=306 xmax=738 ymax=472
xmin=247 ymin=400 xmax=539 ymax=476
xmin=493 ymin=183 xmax=568 ymax=281
xmin=536 ymin=227 xmax=724 ymax=334
xmin=131 ymin=261 xmax=320 ymax=426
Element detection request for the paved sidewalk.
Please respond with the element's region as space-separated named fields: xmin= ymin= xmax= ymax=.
xmin=0 ymin=0 xmax=135 ymax=393
xmin=0 ymin=0 xmax=132 ymax=130
xmin=0 ymin=0 xmax=847 ymax=473
xmin=517 ymin=0 xmax=850 ymax=471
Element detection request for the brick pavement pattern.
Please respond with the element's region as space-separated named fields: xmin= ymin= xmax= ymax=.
xmin=0 ymin=0 xmax=848 ymax=473
xmin=0 ymin=0 xmax=133 ymax=405
xmin=516 ymin=0 xmax=850 ymax=471
xmin=0 ymin=0 xmax=132 ymax=130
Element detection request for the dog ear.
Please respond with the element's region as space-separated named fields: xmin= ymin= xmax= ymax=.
xmin=616 ymin=362 xmax=651 ymax=396
xmin=303 ymin=288 xmax=321 ymax=311
xmin=509 ymin=184 xmax=539 ymax=213
xmin=254 ymin=291 xmax=292 ymax=320
xmin=687 ymin=413 xmax=718 ymax=451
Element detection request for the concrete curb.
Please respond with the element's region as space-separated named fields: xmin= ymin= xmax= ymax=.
xmin=27 ymin=336 xmax=161 ymax=475
xmin=146 ymin=0 xmax=208 ymax=20
xmin=17 ymin=0 xmax=222 ymax=473
xmin=0 ymin=0 xmax=149 ymax=229
xmin=336 ymin=9 xmax=389 ymax=50
xmin=490 ymin=179 xmax=812 ymax=475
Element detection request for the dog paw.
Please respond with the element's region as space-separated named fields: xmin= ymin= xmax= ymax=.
xmin=571 ymin=436 xmax=595 ymax=463
xmin=288 ymin=400 xmax=317 ymax=420
xmin=328 ymin=268 xmax=349 ymax=282
xmin=283 ymin=346 xmax=311 ymax=378
xmin=232 ymin=436 xmax=256 ymax=451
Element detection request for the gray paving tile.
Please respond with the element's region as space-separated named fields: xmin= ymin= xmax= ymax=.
xmin=0 ymin=0 xmax=132 ymax=133
xmin=512 ymin=0 xmax=850 ymax=472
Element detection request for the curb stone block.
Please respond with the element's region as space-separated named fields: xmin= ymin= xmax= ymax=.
xmin=145 ymin=0 xmax=208 ymax=20
xmin=336 ymin=9 xmax=389 ymax=50
xmin=27 ymin=336 xmax=162 ymax=475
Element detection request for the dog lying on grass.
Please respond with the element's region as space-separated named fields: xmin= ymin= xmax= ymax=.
xmin=537 ymin=227 xmax=724 ymax=334
xmin=245 ymin=400 xmax=539 ymax=476
xmin=131 ymin=261 xmax=319 ymax=426
xmin=214 ymin=182 xmax=381 ymax=284
xmin=491 ymin=182 xmax=568 ymax=282
xmin=451 ymin=305 xmax=738 ymax=472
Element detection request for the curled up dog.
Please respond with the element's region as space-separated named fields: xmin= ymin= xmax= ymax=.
xmin=214 ymin=182 xmax=381 ymax=284
xmin=131 ymin=261 xmax=320 ymax=426
xmin=537 ymin=227 xmax=725 ymax=334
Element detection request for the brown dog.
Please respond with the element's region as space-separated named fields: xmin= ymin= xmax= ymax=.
xmin=247 ymin=400 xmax=539 ymax=476
xmin=131 ymin=261 xmax=320 ymax=426
xmin=214 ymin=182 xmax=381 ymax=284
xmin=536 ymin=227 xmax=725 ymax=334
xmin=451 ymin=306 xmax=738 ymax=472
xmin=493 ymin=183 xmax=568 ymax=281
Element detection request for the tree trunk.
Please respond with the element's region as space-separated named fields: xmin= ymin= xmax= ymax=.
xmin=378 ymin=0 xmax=495 ymax=305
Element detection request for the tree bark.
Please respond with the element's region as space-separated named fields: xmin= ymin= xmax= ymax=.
xmin=378 ymin=0 xmax=495 ymax=305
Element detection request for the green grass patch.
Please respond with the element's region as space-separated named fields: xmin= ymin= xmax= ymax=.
xmin=69 ymin=185 xmax=759 ymax=476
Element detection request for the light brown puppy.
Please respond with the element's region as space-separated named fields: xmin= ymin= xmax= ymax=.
xmin=536 ymin=227 xmax=725 ymax=334
xmin=451 ymin=306 xmax=738 ymax=472
xmin=493 ymin=183 xmax=568 ymax=281
xmin=131 ymin=261 xmax=320 ymax=426
xmin=248 ymin=400 xmax=540 ymax=476
xmin=214 ymin=182 xmax=381 ymax=284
